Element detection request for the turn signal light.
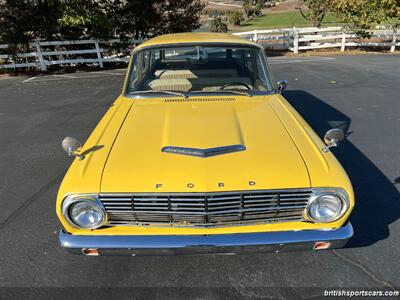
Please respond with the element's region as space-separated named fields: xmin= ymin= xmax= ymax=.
xmin=313 ymin=241 xmax=332 ymax=250
xmin=82 ymin=248 xmax=99 ymax=256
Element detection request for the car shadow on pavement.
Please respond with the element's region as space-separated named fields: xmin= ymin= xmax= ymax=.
xmin=283 ymin=90 xmax=400 ymax=248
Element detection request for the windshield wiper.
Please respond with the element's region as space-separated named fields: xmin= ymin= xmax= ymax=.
xmin=129 ymin=90 xmax=188 ymax=98
xmin=189 ymin=90 xmax=253 ymax=97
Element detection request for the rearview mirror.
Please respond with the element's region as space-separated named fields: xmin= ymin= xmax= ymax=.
xmin=62 ymin=137 xmax=84 ymax=160
xmin=277 ymin=80 xmax=288 ymax=94
xmin=323 ymin=129 xmax=345 ymax=152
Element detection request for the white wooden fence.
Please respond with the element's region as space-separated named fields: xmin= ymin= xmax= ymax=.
xmin=233 ymin=26 xmax=399 ymax=53
xmin=1 ymin=27 xmax=399 ymax=70
xmin=0 ymin=39 xmax=142 ymax=70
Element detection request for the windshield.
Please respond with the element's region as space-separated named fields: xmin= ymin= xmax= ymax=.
xmin=126 ymin=44 xmax=274 ymax=96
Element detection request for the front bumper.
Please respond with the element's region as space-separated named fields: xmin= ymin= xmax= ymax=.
xmin=59 ymin=223 xmax=353 ymax=256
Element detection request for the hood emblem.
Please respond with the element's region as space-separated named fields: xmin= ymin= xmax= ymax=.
xmin=162 ymin=144 xmax=246 ymax=158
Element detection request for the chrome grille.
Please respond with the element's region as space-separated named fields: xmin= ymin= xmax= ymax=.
xmin=100 ymin=189 xmax=312 ymax=227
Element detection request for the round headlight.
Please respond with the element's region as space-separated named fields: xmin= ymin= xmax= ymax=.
xmin=62 ymin=196 xmax=106 ymax=229
xmin=307 ymin=191 xmax=347 ymax=223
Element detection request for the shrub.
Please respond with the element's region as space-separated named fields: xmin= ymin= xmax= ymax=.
xmin=229 ymin=10 xmax=245 ymax=26
xmin=209 ymin=17 xmax=228 ymax=32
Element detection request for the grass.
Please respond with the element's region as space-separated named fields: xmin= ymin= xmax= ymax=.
xmin=232 ymin=11 xmax=340 ymax=31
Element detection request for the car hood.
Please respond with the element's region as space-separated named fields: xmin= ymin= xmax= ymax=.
xmin=100 ymin=96 xmax=310 ymax=192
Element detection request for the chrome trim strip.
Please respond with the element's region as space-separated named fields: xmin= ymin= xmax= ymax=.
xmin=99 ymin=188 xmax=312 ymax=197
xmin=59 ymin=223 xmax=353 ymax=254
xmin=105 ymin=218 xmax=304 ymax=229
xmin=161 ymin=144 xmax=246 ymax=157
xmin=105 ymin=205 xmax=307 ymax=215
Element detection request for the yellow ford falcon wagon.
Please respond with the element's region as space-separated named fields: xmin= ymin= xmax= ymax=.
xmin=57 ymin=33 xmax=354 ymax=256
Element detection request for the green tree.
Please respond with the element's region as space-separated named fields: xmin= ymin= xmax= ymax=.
xmin=104 ymin=0 xmax=205 ymax=40
xmin=229 ymin=10 xmax=245 ymax=26
xmin=331 ymin=0 xmax=400 ymax=31
xmin=58 ymin=0 xmax=112 ymax=40
xmin=297 ymin=0 xmax=332 ymax=27
xmin=159 ymin=0 xmax=206 ymax=34
xmin=209 ymin=17 xmax=228 ymax=32
xmin=0 ymin=0 xmax=63 ymax=44
xmin=0 ymin=0 xmax=112 ymax=44
xmin=0 ymin=0 xmax=205 ymax=44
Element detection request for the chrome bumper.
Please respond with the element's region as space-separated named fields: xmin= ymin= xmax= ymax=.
xmin=59 ymin=223 xmax=353 ymax=256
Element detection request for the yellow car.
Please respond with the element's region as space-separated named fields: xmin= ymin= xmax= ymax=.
xmin=57 ymin=33 xmax=354 ymax=256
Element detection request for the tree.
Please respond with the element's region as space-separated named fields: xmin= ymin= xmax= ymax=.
xmin=0 ymin=0 xmax=205 ymax=44
xmin=229 ymin=10 xmax=245 ymax=26
xmin=297 ymin=0 xmax=332 ymax=27
xmin=104 ymin=0 xmax=205 ymax=40
xmin=58 ymin=0 xmax=112 ymax=40
xmin=209 ymin=17 xmax=228 ymax=32
xmin=331 ymin=0 xmax=400 ymax=32
xmin=159 ymin=0 xmax=206 ymax=34
xmin=0 ymin=0 xmax=112 ymax=44
xmin=0 ymin=0 xmax=63 ymax=44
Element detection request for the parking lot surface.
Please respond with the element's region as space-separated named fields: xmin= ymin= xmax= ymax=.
xmin=0 ymin=55 xmax=399 ymax=298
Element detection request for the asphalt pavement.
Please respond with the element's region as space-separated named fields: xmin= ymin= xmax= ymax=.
xmin=0 ymin=55 xmax=399 ymax=299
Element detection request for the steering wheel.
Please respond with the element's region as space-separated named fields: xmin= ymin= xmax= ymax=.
xmin=219 ymin=82 xmax=251 ymax=90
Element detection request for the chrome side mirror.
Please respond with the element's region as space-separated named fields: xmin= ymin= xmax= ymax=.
xmin=62 ymin=137 xmax=84 ymax=160
xmin=323 ymin=129 xmax=345 ymax=152
xmin=277 ymin=80 xmax=288 ymax=94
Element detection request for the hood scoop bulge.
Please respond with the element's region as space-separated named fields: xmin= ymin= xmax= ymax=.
xmin=160 ymin=99 xmax=245 ymax=157
xmin=161 ymin=144 xmax=246 ymax=158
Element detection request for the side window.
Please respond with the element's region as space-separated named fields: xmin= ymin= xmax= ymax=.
xmin=235 ymin=49 xmax=268 ymax=90
xmin=253 ymin=51 xmax=270 ymax=90
xmin=142 ymin=51 xmax=150 ymax=74
xmin=255 ymin=52 xmax=267 ymax=82
xmin=131 ymin=53 xmax=142 ymax=86
xmin=130 ymin=51 xmax=151 ymax=89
